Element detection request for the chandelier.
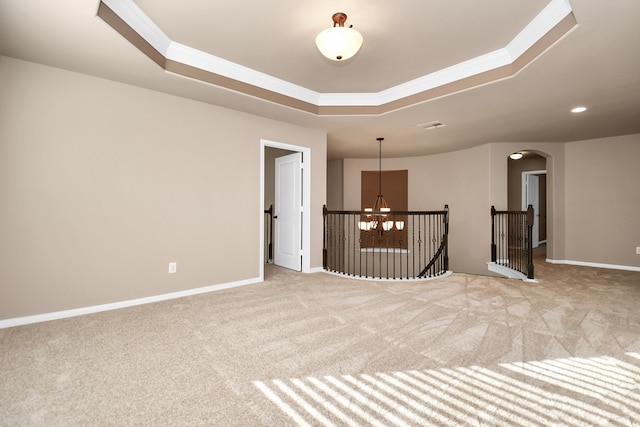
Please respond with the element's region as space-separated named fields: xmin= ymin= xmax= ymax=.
xmin=315 ymin=12 xmax=363 ymax=61
xmin=358 ymin=138 xmax=405 ymax=232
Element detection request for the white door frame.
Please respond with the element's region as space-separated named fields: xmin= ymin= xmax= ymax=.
xmin=522 ymin=169 xmax=546 ymax=248
xmin=260 ymin=139 xmax=311 ymax=280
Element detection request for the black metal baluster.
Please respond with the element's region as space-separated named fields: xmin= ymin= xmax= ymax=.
xmin=501 ymin=213 xmax=504 ymax=265
xmin=358 ymin=214 xmax=363 ymax=277
xmin=519 ymin=212 xmax=524 ymax=272
xmin=385 ymin=227 xmax=390 ymax=279
xmin=346 ymin=213 xmax=350 ymax=275
xmin=516 ymin=213 xmax=520 ymax=272
xmin=335 ymin=214 xmax=340 ymax=273
xmin=425 ymin=214 xmax=430 ymax=276
xmin=437 ymin=212 xmax=442 ymax=274
xmin=352 ymin=213 xmax=357 ymax=276
xmin=327 ymin=213 xmax=333 ymax=271
xmin=418 ymin=215 xmax=422 ymax=278
xmin=364 ymin=224 xmax=369 ymax=278
xmin=425 ymin=214 xmax=429 ymax=276
xmin=337 ymin=214 xmax=342 ymax=273
xmin=511 ymin=213 xmax=515 ymax=270
xmin=328 ymin=213 xmax=332 ymax=271
xmin=378 ymin=227 xmax=382 ymax=279
xmin=433 ymin=213 xmax=437 ymax=276
xmin=332 ymin=213 xmax=337 ymax=272
xmin=519 ymin=213 xmax=523 ymax=272
xmin=508 ymin=212 xmax=512 ymax=269
xmin=499 ymin=213 xmax=503 ymax=265
xmin=392 ymin=215 xmax=396 ymax=279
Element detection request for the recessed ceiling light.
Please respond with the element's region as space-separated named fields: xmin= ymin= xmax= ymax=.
xmin=571 ymin=106 xmax=587 ymax=113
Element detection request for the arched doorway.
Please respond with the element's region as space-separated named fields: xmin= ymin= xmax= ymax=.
xmin=507 ymin=151 xmax=547 ymax=256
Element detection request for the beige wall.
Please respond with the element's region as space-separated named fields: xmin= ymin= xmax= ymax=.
xmin=326 ymin=159 xmax=344 ymax=210
xmin=564 ymin=134 xmax=640 ymax=267
xmin=343 ymin=135 xmax=639 ymax=274
xmin=489 ymin=137 xmax=640 ymax=268
xmin=0 ymin=57 xmax=326 ymax=320
xmin=2 ymin=55 xmax=637 ymax=321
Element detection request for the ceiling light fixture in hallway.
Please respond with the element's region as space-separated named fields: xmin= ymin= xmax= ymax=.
xmin=359 ymin=138 xmax=404 ymax=232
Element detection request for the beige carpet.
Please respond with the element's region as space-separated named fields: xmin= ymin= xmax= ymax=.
xmin=1 ymin=256 xmax=639 ymax=426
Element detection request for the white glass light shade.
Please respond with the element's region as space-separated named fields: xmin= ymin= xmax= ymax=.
xmin=395 ymin=221 xmax=405 ymax=230
xmin=358 ymin=221 xmax=372 ymax=231
xmin=382 ymin=221 xmax=394 ymax=231
xmin=315 ymin=27 xmax=363 ymax=61
xmin=509 ymin=152 xmax=523 ymax=160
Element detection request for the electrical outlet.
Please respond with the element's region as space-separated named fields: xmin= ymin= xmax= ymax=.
xmin=168 ymin=262 xmax=177 ymax=274
xmin=636 ymin=247 xmax=640 ymax=255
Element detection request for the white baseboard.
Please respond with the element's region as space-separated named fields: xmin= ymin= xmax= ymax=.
xmin=545 ymin=259 xmax=640 ymax=272
xmin=321 ymin=269 xmax=453 ymax=282
xmin=0 ymin=276 xmax=262 ymax=329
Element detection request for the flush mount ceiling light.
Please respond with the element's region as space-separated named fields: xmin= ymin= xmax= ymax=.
xmin=510 ymin=152 xmax=524 ymax=160
xmin=315 ymin=12 xmax=363 ymax=61
xmin=571 ymin=106 xmax=587 ymax=113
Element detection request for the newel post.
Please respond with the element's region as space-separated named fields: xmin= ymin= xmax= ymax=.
xmin=526 ymin=204 xmax=535 ymax=279
xmin=322 ymin=205 xmax=328 ymax=269
xmin=490 ymin=206 xmax=497 ymax=263
xmin=444 ymin=204 xmax=449 ymax=271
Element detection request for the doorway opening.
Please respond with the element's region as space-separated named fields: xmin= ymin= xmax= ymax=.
xmin=508 ymin=151 xmax=548 ymax=257
xmin=522 ymin=170 xmax=547 ymax=248
xmin=260 ymin=140 xmax=311 ymax=280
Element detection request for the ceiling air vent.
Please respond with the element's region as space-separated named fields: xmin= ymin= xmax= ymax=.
xmin=417 ymin=121 xmax=446 ymax=130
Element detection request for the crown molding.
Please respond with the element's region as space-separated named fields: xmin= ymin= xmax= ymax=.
xmin=98 ymin=0 xmax=576 ymax=115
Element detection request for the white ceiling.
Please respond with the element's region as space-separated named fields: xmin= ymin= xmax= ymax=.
xmin=1 ymin=0 xmax=639 ymax=159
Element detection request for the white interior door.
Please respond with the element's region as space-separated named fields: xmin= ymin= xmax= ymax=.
xmin=274 ymin=152 xmax=302 ymax=271
xmin=524 ymin=174 xmax=540 ymax=248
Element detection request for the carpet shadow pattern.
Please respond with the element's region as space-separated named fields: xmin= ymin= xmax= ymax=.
xmin=254 ymin=353 xmax=640 ymax=426
xmin=1 ymin=258 xmax=639 ymax=425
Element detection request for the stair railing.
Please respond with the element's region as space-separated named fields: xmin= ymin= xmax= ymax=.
xmin=323 ymin=205 xmax=449 ymax=280
xmin=491 ymin=205 xmax=534 ymax=279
